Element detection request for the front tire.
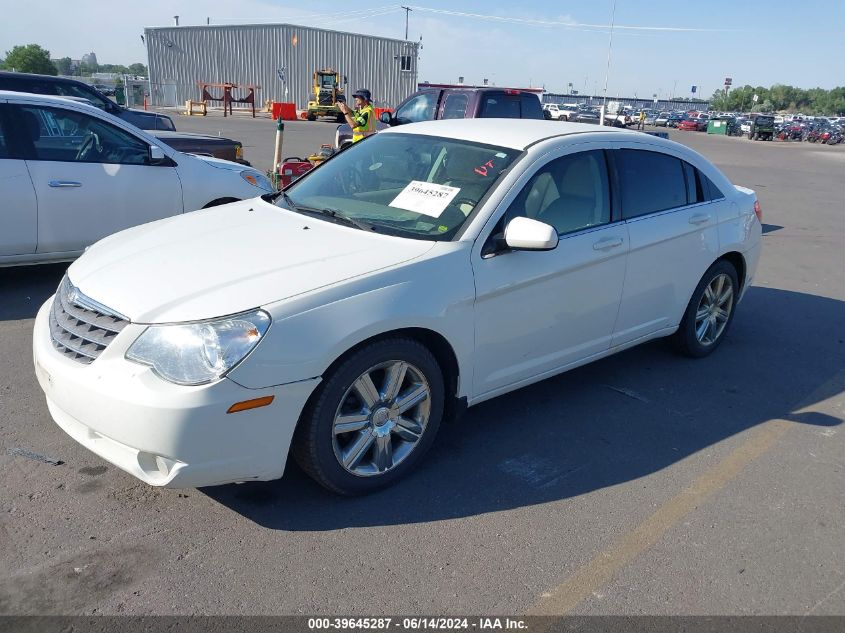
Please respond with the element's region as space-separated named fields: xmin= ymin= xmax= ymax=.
xmin=293 ymin=338 xmax=445 ymax=495
xmin=672 ymin=260 xmax=739 ymax=358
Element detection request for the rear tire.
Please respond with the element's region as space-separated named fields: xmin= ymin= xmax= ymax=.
xmin=672 ymin=260 xmax=739 ymax=358
xmin=307 ymin=113 xmax=316 ymax=121
xmin=292 ymin=338 xmax=445 ymax=495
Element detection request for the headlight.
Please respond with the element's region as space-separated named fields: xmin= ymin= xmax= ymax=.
xmin=126 ymin=310 xmax=271 ymax=385
xmin=240 ymin=170 xmax=274 ymax=191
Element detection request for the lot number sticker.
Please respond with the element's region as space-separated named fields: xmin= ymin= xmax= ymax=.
xmin=389 ymin=181 xmax=461 ymax=218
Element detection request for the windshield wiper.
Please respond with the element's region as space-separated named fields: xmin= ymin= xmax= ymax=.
xmin=296 ymin=206 xmax=375 ymax=232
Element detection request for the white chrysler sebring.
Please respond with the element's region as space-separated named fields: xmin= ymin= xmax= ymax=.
xmin=33 ymin=120 xmax=762 ymax=495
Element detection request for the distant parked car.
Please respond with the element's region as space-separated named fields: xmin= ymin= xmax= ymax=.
xmin=335 ymin=87 xmax=544 ymax=149
xmin=667 ymin=113 xmax=686 ymax=128
xmin=572 ymin=109 xmax=601 ymax=124
xmin=92 ymin=83 xmax=116 ymax=97
xmin=654 ymin=112 xmax=671 ymax=126
xmin=0 ymin=71 xmax=175 ymax=131
xmin=151 ymin=131 xmax=250 ymax=165
xmin=0 ymin=91 xmax=273 ymax=266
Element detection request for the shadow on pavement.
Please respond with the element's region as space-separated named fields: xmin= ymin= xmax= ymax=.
xmin=203 ymin=286 xmax=844 ymax=530
xmin=761 ymin=223 xmax=784 ymax=234
xmin=0 ymin=263 xmax=67 ymax=321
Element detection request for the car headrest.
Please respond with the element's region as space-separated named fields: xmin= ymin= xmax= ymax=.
xmin=21 ymin=110 xmax=41 ymax=142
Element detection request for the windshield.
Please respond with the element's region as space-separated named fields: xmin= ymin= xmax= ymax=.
xmin=277 ymin=133 xmax=521 ymax=240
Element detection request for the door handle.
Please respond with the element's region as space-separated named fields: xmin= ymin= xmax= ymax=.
xmin=593 ymin=237 xmax=624 ymax=250
xmin=689 ymin=213 xmax=711 ymax=225
xmin=49 ymin=180 xmax=82 ymax=188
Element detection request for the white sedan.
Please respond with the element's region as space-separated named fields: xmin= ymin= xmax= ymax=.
xmin=0 ymin=91 xmax=274 ymax=266
xmin=33 ymin=119 xmax=762 ymax=494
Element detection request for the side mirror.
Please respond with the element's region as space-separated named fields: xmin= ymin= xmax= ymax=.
xmin=378 ymin=111 xmax=392 ymax=125
xmin=504 ymin=216 xmax=559 ymax=251
xmin=148 ymin=145 xmax=167 ymax=165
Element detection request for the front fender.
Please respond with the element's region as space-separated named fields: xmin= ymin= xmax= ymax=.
xmin=226 ymin=246 xmax=476 ymax=396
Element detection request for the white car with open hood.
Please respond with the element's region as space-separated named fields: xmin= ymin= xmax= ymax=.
xmin=33 ymin=119 xmax=762 ymax=494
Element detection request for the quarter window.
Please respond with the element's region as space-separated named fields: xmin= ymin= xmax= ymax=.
xmin=506 ymin=150 xmax=611 ymax=235
xmin=616 ymin=149 xmax=687 ymax=219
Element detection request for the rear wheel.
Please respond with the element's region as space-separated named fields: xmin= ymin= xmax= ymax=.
xmin=293 ymin=338 xmax=445 ymax=495
xmin=672 ymin=260 xmax=739 ymax=358
xmin=307 ymin=112 xmax=316 ymax=121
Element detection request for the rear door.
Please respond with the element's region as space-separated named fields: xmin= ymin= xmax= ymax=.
xmin=0 ymin=103 xmax=38 ymax=256
xmin=10 ymin=102 xmax=183 ymax=255
xmin=608 ymin=145 xmax=721 ymax=346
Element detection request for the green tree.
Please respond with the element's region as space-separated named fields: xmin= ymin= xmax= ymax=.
xmin=2 ymin=44 xmax=57 ymax=75
xmin=128 ymin=63 xmax=147 ymax=77
xmin=55 ymin=56 xmax=73 ymax=75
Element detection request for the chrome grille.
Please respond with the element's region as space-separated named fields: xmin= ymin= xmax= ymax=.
xmin=49 ymin=276 xmax=129 ymax=365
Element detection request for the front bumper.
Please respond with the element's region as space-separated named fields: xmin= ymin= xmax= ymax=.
xmin=33 ymin=298 xmax=320 ymax=488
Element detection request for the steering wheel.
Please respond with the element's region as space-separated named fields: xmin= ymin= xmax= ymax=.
xmin=76 ymin=133 xmax=102 ymax=161
xmin=453 ymin=196 xmax=478 ymax=216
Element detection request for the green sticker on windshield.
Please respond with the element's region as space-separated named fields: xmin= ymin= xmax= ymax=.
xmin=437 ymin=225 xmax=448 ymax=233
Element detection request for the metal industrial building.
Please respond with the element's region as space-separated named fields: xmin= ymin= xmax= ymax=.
xmin=144 ymin=24 xmax=419 ymax=110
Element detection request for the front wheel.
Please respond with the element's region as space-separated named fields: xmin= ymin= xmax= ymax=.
xmin=293 ymin=338 xmax=445 ymax=495
xmin=672 ymin=260 xmax=739 ymax=358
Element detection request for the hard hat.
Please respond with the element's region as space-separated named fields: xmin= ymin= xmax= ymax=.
xmin=352 ymin=89 xmax=371 ymax=102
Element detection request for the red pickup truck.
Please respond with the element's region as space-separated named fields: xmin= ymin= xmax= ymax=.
xmin=334 ymin=87 xmax=544 ymax=149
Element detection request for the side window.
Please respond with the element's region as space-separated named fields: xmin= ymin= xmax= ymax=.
xmin=506 ymin=150 xmax=611 ymax=235
xmin=441 ymin=93 xmax=468 ymax=120
xmin=53 ymin=83 xmax=111 ymax=111
xmin=520 ymin=95 xmax=544 ymax=119
xmin=0 ymin=106 xmax=9 ymax=158
xmin=394 ymin=91 xmax=439 ymax=124
xmin=480 ymin=96 xmax=520 ymax=118
xmin=616 ymin=149 xmax=687 ymax=219
xmin=19 ymin=106 xmax=150 ymax=165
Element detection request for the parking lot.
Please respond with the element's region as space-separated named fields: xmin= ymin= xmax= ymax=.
xmin=1 ymin=115 xmax=843 ymax=617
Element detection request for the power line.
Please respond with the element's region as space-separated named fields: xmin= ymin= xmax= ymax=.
xmin=406 ymin=5 xmax=737 ymax=33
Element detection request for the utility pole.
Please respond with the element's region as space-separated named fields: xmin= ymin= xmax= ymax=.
xmin=602 ymin=0 xmax=617 ymax=108
xmin=401 ymin=6 xmax=412 ymax=40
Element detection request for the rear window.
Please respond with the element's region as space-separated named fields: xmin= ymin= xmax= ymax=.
xmin=755 ymin=116 xmax=774 ymax=125
xmin=479 ymin=95 xmax=521 ymax=118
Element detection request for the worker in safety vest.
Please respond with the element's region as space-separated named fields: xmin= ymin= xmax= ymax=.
xmin=339 ymin=89 xmax=376 ymax=142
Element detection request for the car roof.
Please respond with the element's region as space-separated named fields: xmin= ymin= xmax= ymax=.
xmin=382 ymin=118 xmax=642 ymax=150
xmin=0 ymin=89 xmax=102 ymax=111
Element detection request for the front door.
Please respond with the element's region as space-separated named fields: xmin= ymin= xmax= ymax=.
xmin=0 ymin=104 xmax=37 ymax=256
xmin=9 ymin=103 xmax=183 ymax=255
xmin=472 ymin=148 xmax=628 ymax=399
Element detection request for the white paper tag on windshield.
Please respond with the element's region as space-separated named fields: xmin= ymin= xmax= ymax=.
xmin=389 ymin=181 xmax=461 ymax=218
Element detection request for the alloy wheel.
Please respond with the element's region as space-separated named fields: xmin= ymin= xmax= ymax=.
xmin=331 ymin=360 xmax=431 ymax=477
xmin=694 ymin=273 xmax=734 ymax=346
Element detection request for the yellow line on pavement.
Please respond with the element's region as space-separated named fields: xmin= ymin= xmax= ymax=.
xmin=527 ymin=419 xmax=792 ymax=616
xmin=527 ymin=370 xmax=845 ymax=618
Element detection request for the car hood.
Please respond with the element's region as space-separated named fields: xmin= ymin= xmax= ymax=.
xmin=67 ymin=199 xmax=436 ymax=323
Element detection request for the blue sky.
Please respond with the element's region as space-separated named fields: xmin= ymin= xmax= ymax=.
xmin=2 ymin=0 xmax=843 ymax=99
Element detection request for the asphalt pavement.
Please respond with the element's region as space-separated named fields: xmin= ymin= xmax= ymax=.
xmin=0 ymin=121 xmax=843 ymax=617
